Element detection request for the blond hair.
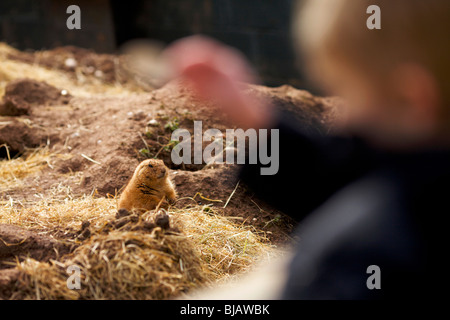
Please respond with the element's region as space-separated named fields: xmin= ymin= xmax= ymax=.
xmin=294 ymin=0 xmax=450 ymax=105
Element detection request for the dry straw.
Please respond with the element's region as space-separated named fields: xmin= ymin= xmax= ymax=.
xmin=14 ymin=219 xmax=210 ymax=300
xmin=0 ymin=145 xmax=72 ymax=192
xmin=1 ymin=194 xmax=278 ymax=299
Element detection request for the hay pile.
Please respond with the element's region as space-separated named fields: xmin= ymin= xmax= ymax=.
xmin=2 ymin=200 xmax=275 ymax=300
xmin=13 ymin=209 xmax=210 ymax=300
xmin=0 ymin=145 xmax=70 ymax=193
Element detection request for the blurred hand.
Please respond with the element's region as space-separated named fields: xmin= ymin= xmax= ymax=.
xmin=164 ymin=35 xmax=275 ymax=129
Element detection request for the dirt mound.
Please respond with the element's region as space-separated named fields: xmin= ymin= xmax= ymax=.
xmin=7 ymin=46 xmax=154 ymax=91
xmin=0 ymin=224 xmax=73 ymax=269
xmin=173 ymin=167 xmax=239 ymax=204
xmin=3 ymin=78 xmax=71 ymax=106
xmin=0 ymin=210 xmax=205 ymax=300
xmin=0 ymin=121 xmax=47 ymax=158
xmin=0 ymin=78 xmax=71 ymax=116
xmin=172 ymin=167 xmax=294 ymax=241
xmin=0 ymin=204 xmax=275 ymax=300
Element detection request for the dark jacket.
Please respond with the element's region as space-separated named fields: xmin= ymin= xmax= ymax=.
xmin=239 ymin=113 xmax=449 ymax=299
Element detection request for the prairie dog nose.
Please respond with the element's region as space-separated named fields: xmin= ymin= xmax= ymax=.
xmin=158 ymin=168 xmax=166 ymax=178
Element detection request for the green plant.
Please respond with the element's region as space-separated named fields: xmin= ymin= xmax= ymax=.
xmin=263 ymin=214 xmax=282 ymax=228
xmin=163 ymin=140 xmax=180 ymax=152
xmin=164 ymin=118 xmax=180 ymax=132
xmin=139 ymin=148 xmax=152 ymax=158
xmin=144 ymin=130 xmax=154 ymax=139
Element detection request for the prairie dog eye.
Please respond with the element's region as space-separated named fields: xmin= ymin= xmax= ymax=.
xmin=148 ymin=163 xmax=154 ymax=168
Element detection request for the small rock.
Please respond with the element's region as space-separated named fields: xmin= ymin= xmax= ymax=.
xmin=78 ymin=228 xmax=91 ymax=240
xmin=77 ymin=221 xmax=91 ymax=240
xmin=64 ymin=58 xmax=77 ymax=68
xmin=94 ymin=70 xmax=103 ymax=78
xmin=81 ymin=221 xmax=90 ymax=230
xmin=154 ymin=211 xmax=170 ymax=230
xmin=147 ymin=119 xmax=159 ymax=126
xmin=115 ymin=208 xmax=131 ymax=219
xmin=132 ymin=110 xmax=145 ymax=121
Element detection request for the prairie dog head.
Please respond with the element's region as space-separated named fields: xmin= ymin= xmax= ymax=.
xmin=134 ymin=159 xmax=169 ymax=184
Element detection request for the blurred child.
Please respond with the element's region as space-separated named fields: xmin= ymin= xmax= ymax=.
xmin=166 ymin=0 xmax=450 ymax=299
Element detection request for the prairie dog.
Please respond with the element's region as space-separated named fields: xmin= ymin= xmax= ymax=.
xmin=118 ymin=159 xmax=177 ymax=212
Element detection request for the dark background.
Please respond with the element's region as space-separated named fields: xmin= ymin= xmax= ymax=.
xmin=0 ymin=0 xmax=308 ymax=88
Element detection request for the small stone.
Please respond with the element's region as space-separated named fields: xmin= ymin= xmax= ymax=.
xmin=115 ymin=208 xmax=131 ymax=219
xmin=147 ymin=119 xmax=159 ymax=126
xmin=77 ymin=221 xmax=91 ymax=240
xmin=132 ymin=110 xmax=145 ymax=121
xmin=64 ymin=58 xmax=77 ymax=68
xmin=94 ymin=70 xmax=103 ymax=78
xmin=81 ymin=221 xmax=90 ymax=230
xmin=79 ymin=227 xmax=91 ymax=239
xmin=154 ymin=211 xmax=170 ymax=230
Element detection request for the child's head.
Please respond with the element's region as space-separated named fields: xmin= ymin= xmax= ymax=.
xmin=295 ymin=0 xmax=450 ymax=149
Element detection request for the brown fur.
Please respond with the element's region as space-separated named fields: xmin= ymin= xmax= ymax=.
xmin=118 ymin=159 xmax=177 ymax=212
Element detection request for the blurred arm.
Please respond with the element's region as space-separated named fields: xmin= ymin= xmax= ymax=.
xmin=240 ymin=112 xmax=375 ymax=222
